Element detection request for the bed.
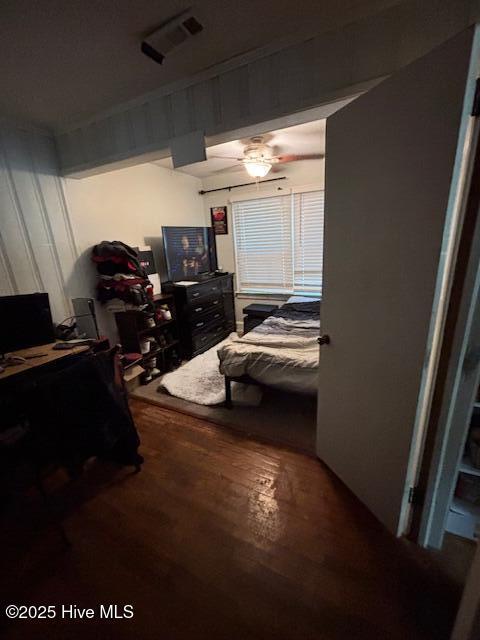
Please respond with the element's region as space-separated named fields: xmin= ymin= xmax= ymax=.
xmin=217 ymin=296 xmax=320 ymax=404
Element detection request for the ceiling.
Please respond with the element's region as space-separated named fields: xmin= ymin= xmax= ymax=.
xmin=155 ymin=119 xmax=325 ymax=179
xmin=0 ymin=0 xmax=401 ymax=128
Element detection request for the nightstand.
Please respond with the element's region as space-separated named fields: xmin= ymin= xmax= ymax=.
xmin=242 ymin=303 xmax=279 ymax=334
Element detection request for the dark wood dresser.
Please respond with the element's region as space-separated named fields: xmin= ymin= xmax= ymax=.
xmin=163 ymin=273 xmax=235 ymax=359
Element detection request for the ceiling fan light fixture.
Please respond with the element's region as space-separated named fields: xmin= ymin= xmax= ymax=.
xmin=244 ymin=160 xmax=272 ymax=178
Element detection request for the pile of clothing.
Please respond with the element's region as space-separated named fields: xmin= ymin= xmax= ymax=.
xmin=92 ymin=241 xmax=154 ymax=313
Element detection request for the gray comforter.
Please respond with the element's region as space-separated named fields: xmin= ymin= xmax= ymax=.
xmin=217 ymin=301 xmax=320 ymax=394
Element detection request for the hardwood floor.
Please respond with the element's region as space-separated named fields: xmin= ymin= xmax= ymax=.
xmin=0 ymin=399 xmax=459 ymax=640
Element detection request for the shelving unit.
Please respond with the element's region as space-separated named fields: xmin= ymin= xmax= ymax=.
xmin=446 ymin=398 xmax=480 ymax=541
xmin=447 ymin=498 xmax=480 ymax=540
xmin=459 ymin=458 xmax=480 ymax=477
xmin=138 ymin=318 xmax=174 ymax=336
xmin=115 ymin=293 xmax=180 ymax=384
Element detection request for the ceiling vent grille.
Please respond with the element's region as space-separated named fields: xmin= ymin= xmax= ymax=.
xmin=141 ymin=10 xmax=204 ymax=65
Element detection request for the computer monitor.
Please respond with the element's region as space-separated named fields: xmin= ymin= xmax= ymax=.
xmin=0 ymin=293 xmax=55 ymax=355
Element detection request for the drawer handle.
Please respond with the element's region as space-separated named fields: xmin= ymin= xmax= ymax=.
xmin=215 ymin=326 xmax=222 ymax=333
xmin=196 ymin=322 xmax=204 ymax=328
xmin=211 ymin=286 xmax=218 ymax=291
xmin=195 ymin=307 xmax=203 ymax=312
xmin=192 ymin=292 xmax=200 ymax=298
xmin=213 ymin=300 xmax=219 ymax=305
xmin=200 ymin=336 xmax=207 ymax=342
xmin=214 ymin=314 xmax=220 ymax=319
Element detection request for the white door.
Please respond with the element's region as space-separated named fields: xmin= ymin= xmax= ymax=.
xmin=317 ymin=26 xmax=480 ymax=535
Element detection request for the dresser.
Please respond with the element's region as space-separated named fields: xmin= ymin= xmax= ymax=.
xmin=163 ymin=273 xmax=235 ymax=359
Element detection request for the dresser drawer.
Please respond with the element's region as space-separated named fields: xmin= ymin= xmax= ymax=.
xmin=186 ymin=295 xmax=223 ymax=319
xmin=191 ymin=311 xmax=225 ymax=335
xmin=186 ymin=280 xmax=222 ymax=303
xmin=192 ymin=322 xmax=227 ymax=354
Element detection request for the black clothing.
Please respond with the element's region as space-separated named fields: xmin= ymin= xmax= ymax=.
xmin=26 ymin=351 xmax=142 ymax=469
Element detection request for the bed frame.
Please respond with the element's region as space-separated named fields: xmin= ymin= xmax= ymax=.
xmin=223 ymin=312 xmax=269 ymax=408
xmin=224 ymin=374 xmax=263 ymax=409
xmin=223 ymin=299 xmax=321 ymax=408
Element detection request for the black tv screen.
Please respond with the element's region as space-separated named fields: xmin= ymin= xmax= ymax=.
xmin=0 ymin=293 xmax=55 ymax=354
xmin=162 ymin=226 xmax=217 ymax=282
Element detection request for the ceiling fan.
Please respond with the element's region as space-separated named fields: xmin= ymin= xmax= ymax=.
xmin=211 ymin=136 xmax=324 ymax=179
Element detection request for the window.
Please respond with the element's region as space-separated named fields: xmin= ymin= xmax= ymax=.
xmin=232 ymin=189 xmax=324 ymax=296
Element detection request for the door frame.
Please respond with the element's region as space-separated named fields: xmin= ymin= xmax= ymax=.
xmin=401 ymin=27 xmax=480 ymax=538
xmin=418 ymin=135 xmax=480 ymax=547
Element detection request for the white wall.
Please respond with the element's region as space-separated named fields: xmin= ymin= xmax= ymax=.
xmin=0 ymin=121 xmax=78 ymax=322
xmin=201 ymin=160 xmax=324 ymax=328
xmin=0 ymin=122 xmax=214 ymax=342
xmin=64 ymin=162 xmax=205 ymax=338
xmin=2 ymin=116 xmax=307 ymax=340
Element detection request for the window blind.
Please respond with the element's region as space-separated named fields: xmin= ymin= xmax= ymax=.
xmin=232 ymin=189 xmax=324 ymax=296
xmin=233 ymin=195 xmax=293 ymax=294
xmin=293 ymin=190 xmax=324 ymax=296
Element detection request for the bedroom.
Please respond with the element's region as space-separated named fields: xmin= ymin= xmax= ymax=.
xmin=2 ymin=2 xmax=480 ymax=639
xmin=120 ymin=115 xmax=331 ymax=453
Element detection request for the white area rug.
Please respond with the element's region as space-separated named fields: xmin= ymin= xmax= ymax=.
xmin=158 ymin=336 xmax=263 ymax=406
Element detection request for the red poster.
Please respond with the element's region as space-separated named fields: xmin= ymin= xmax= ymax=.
xmin=210 ymin=206 xmax=228 ymax=235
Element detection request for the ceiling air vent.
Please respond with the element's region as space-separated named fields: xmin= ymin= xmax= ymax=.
xmin=141 ymin=9 xmax=204 ymax=65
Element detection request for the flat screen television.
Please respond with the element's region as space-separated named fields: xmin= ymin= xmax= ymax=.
xmin=0 ymin=292 xmax=55 ymax=355
xmin=162 ymin=226 xmax=217 ymax=282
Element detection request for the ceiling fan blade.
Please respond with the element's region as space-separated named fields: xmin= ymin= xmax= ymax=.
xmin=273 ymin=153 xmax=324 ymax=164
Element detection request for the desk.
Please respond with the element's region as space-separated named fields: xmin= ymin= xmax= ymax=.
xmin=0 ymin=342 xmax=90 ymax=382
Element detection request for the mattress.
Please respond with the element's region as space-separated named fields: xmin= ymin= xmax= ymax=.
xmin=218 ymin=301 xmax=320 ymax=395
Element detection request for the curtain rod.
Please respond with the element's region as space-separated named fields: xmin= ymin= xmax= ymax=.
xmin=198 ymin=176 xmax=287 ymax=195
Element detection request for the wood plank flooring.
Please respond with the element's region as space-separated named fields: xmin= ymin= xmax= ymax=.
xmin=0 ymin=399 xmax=459 ymax=640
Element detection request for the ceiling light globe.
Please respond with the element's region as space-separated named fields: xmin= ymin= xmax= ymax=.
xmin=245 ymin=161 xmax=272 ymax=178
